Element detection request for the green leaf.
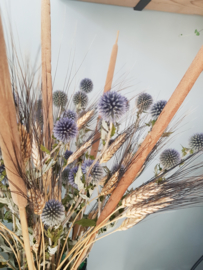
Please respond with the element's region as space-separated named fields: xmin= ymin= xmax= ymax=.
xmin=162 ymin=131 xmax=174 ymax=137
xmin=75 ymin=218 xmax=96 ymax=227
xmin=0 ymin=204 xmax=4 ymax=209
xmin=89 ymin=155 xmax=95 ymax=160
xmin=111 ymin=124 xmax=116 ymax=137
xmin=195 ymin=29 xmax=198 ymax=33
xmin=40 ymin=145 xmax=50 ymax=155
xmin=4 ymin=211 xmax=12 ymax=223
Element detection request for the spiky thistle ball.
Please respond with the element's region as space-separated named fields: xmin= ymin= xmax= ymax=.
xmin=68 ymin=167 xmax=79 ymax=189
xmin=160 ymin=149 xmax=181 ymax=169
xmin=53 ymin=118 xmax=77 ymax=143
xmin=0 ymin=164 xmax=5 ymax=175
xmin=34 ymin=99 xmax=43 ymax=126
xmin=136 ymin=93 xmax=153 ymax=111
xmin=82 ymin=160 xmax=103 ymax=182
xmin=61 ymin=167 xmax=70 ymax=185
xmin=80 ymin=78 xmax=93 ymax=93
xmin=112 ymin=164 xmax=125 ymax=180
xmin=41 ymin=200 xmax=65 ymax=227
xmin=73 ymin=91 xmax=88 ymax=108
xmin=189 ymin=133 xmax=203 ymax=151
xmin=64 ymin=150 xmax=73 ymax=160
xmin=151 ymin=100 xmax=167 ymax=119
xmin=53 ymin=90 xmax=68 ymax=108
xmin=98 ymin=91 xmax=128 ymax=123
xmin=61 ymin=110 xmax=77 ymax=121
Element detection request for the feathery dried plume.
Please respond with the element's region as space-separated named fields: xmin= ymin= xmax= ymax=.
xmin=53 ymin=90 xmax=68 ymax=107
xmin=77 ymin=110 xmax=95 ymax=130
xmin=189 ymin=133 xmax=203 ymax=151
xmin=100 ymin=133 xmax=127 ymax=163
xmin=80 ymin=78 xmax=93 ymax=93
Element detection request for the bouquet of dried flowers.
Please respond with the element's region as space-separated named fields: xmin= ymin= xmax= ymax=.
xmin=0 ymin=1 xmax=203 ymax=270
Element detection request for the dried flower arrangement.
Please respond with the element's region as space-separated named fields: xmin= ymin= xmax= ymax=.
xmin=0 ymin=1 xmax=203 ymax=270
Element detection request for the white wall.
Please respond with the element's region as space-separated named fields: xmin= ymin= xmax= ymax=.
xmin=1 ymin=0 xmax=203 ymax=269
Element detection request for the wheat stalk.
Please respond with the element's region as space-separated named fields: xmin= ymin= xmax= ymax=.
xmin=32 ymin=136 xmax=41 ymax=168
xmin=77 ymin=110 xmax=94 ymax=130
xmin=101 ymin=171 xmax=119 ymax=195
xmin=100 ymin=133 xmax=126 ymax=163
xmin=122 ymin=182 xmax=162 ymax=207
xmin=18 ymin=124 xmax=32 ymax=164
xmin=118 ymin=197 xmax=172 ymax=231
xmin=67 ymin=138 xmax=93 ymax=165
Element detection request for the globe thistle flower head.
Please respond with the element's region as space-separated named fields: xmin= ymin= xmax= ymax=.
xmin=189 ymin=133 xmax=203 ymax=151
xmin=61 ymin=167 xmax=70 ymax=185
xmin=64 ymin=150 xmax=73 ymax=160
xmin=68 ymin=167 xmax=79 ymax=189
xmin=82 ymin=160 xmax=103 ymax=182
xmin=61 ymin=110 xmax=77 ymax=121
xmin=160 ymin=149 xmax=181 ymax=169
xmin=0 ymin=164 xmax=5 ymax=175
xmin=80 ymin=78 xmax=93 ymax=93
xmin=53 ymin=90 xmax=68 ymax=108
xmin=112 ymin=164 xmax=125 ymax=180
xmin=53 ymin=118 xmax=77 ymax=143
xmin=41 ymin=200 xmax=65 ymax=227
xmin=98 ymin=91 xmax=128 ymax=123
xmin=136 ymin=93 xmax=153 ymax=112
xmin=73 ymin=91 xmax=88 ymax=108
xmin=151 ymin=100 xmax=167 ymax=119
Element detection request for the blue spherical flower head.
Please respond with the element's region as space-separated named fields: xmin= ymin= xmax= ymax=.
xmin=41 ymin=200 xmax=65 ymax=227
xmin=80 ymin=78 xmax=93 ymax=93
xmin=136 ymin=93 xmax=153 ymax=111
xmin=82 ymin=160 xmax=103 ymax=182
xmin=61 ymin=110 xmax=77 ymax=121
xmin=64 ymin=150 xmax=73 ymax=160
xmin=68 ymin=167 xmax=79 ymax=189
xmin=61 ymin=167 xmax=70 ymax=185
xmin=189 ymin=133 xmax=203 ymax=151
xmin=151 ymin=100 xmax=167 ymax=119
xmin=160 ymin=149 xmax=181 ymax=169
xmin=73 ymin=91 xmax=88 ymax=108
xmin=53 ymin=117 xmax=77 ymax=143
xmin=53 ymin=90 xmax=68 ymax=108
xmin=98 ymin=91 xmax=128 ymax=123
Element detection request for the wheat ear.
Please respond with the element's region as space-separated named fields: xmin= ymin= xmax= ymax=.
xmin=77 ymin=110 xmax=94 ymax=130
xmin=100 ymin=133 xmax=126 ymax=163
xmin=101 ymin=171 xmax=119 ymax=196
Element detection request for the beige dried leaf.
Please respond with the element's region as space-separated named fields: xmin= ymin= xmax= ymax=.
xmin=100 ymin=133 xmax=126 ymax=163
xmin=67 ymin=138 xmax=93 ymax=165
xmin=77 ymin=110 xmax=94 ymax=130
xmin=101 ymin=171 xmax=119 ymax=195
